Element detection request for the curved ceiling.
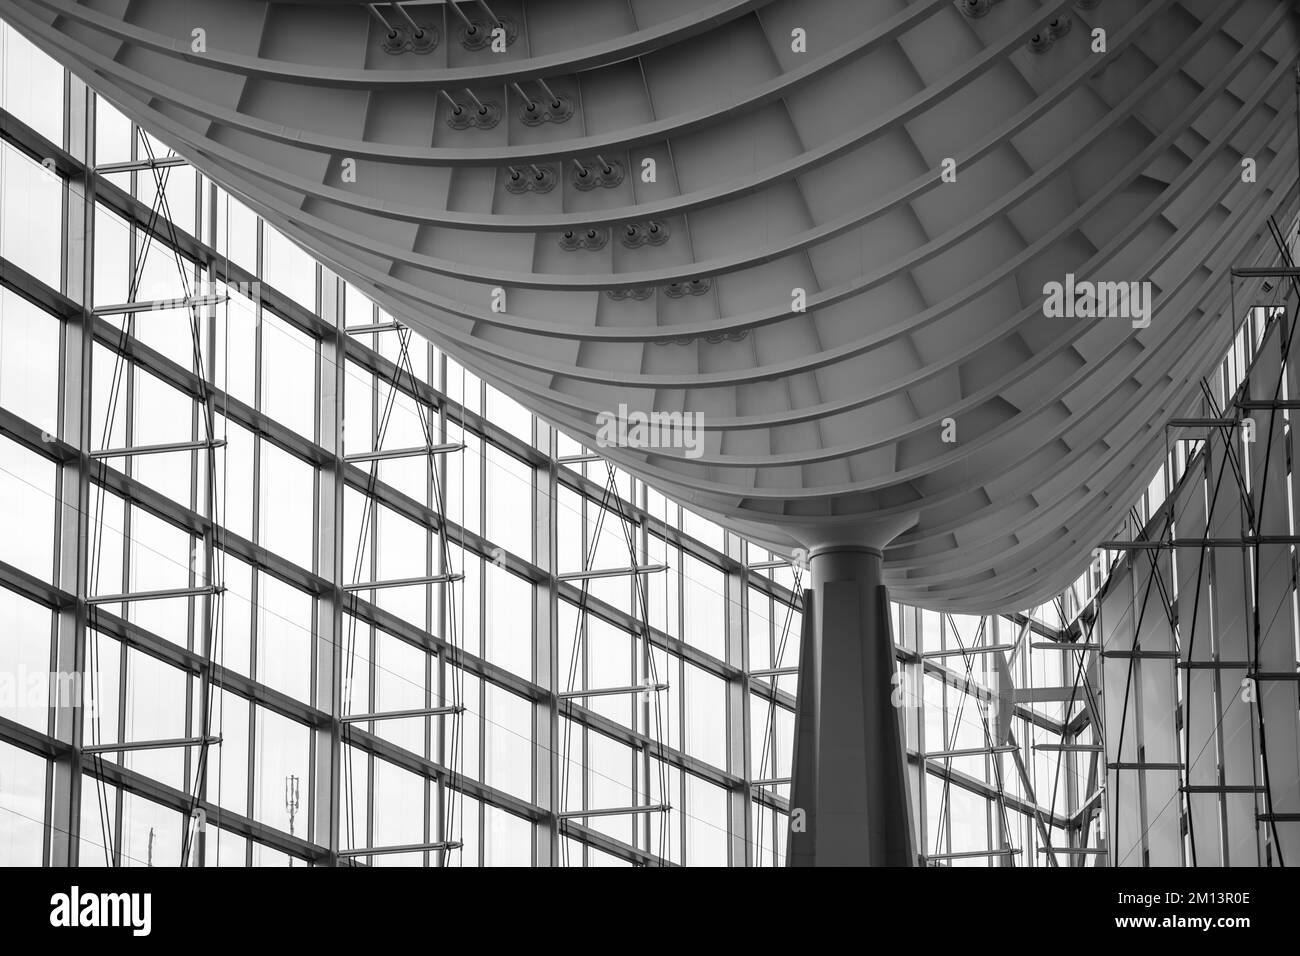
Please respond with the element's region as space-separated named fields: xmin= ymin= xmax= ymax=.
xmin=9 ymin=0 xmax=1300 ymax=611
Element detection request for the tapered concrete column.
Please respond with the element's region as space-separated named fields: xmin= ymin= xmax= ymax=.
xmin=787 ymin=541 xmax=917 ymax=867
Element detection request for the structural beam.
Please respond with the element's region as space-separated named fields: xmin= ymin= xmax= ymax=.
xmin=95 ymin=294 xmax=225 ymax=314
xmin=90 ymin=438 xmax=226 ymax=458
xmin=83 ymin=735 xmax=221 ymax=755
xmin=557 ymin=564 xmax=667 ymax=581
xmin=923 ymin=848 xmax=1020 ymax=862
xmin=339 ymin=706 xmax=465 ymax=724
xmin=1108 ymin=762 xmax=1182 ymax=771
xmin=928 ymin=746 xmax=1016 ymax=758
xmin=557 ymin=804 xmax=669 ymax=820
xmin=344 ymin=443 xmax=464 ymax=462
xmin=346 ymin=321 xmax=402 ymax=334
xmin=337 ymin=840 xmax=462 ymax=858
xmin=921 ymin=644 xmax=1015 ymax=659
xmin=1238 ymin=399 xmax=1300 ymax=409
xmin=95 ymin=156 xmax=187 ymax=173
xmin=86 ymin=584 xmax=223 ymax=605
xmin=343 ymin=573 xmax=463 ymax=591
xmin=556 ymin=683 xmax=668 ymax=700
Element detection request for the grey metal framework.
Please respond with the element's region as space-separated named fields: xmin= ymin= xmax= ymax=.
xmin=1093 ymin=243 xmax=1300 ymax=866
xmin=0 ymin=27 xmax=1095 ymax=866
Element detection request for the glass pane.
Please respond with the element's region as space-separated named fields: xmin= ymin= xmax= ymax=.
xmin=1 ymin=24 xmax=63 ymax=145
xmin=1 ymin=142 xmax=62 ymax=289
xmin=0 ymin=740 xmax=47 ymax=864
xmin=0 ymin=287 xmax=59 ymax=434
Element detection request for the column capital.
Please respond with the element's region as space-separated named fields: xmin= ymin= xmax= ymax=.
xmin=796 ymin=511 xmax=920 ymax=553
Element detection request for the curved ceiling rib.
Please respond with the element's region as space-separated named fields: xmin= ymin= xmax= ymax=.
xmin=33 ymin=0 xmax=954 ymax=164
xmin=37 ymin=0 xmax=776 ymax=87
xmin=26 ymin=0 xmax=1264 ymax=359
xmin=30 ymin=2 xmax=1158 ymax=238
xmin=12 ymin=0 xmax=1300 ymax=612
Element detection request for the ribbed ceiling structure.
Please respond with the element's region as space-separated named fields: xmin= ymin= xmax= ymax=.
xmin=9 ymin=0 xmax=1300 ymax=611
